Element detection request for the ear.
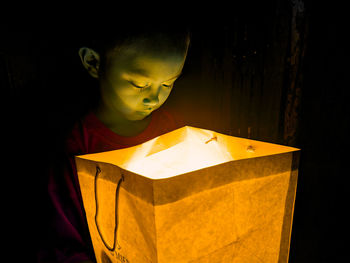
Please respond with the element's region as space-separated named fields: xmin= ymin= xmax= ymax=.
xmin=78 ymin=47 xmax=100 ymax=78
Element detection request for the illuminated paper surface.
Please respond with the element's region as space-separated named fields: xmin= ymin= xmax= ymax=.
xmin=123 ymin=128 xmax=233 ymax=179
xmin=75 ymin=126 xmax=300 ymax=263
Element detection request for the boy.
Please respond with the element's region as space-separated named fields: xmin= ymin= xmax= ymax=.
xmin=38 ymin=24 xmax=190 ymax=262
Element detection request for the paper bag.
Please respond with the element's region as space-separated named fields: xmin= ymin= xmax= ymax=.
xmin=75 ymin=126 xmax=300 ymax=263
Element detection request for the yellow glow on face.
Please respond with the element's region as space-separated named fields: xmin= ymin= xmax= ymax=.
xmin=100 ymin=46 xmax=186 ymax=121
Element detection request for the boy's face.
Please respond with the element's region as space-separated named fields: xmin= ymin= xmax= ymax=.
xmin=99 ymin=43 xmax=187 ymax=121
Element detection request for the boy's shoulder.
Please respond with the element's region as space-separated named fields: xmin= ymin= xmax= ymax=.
xmin=64 ymin=114 xmax=91 ymax=156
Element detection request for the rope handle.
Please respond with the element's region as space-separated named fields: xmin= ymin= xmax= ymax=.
xmin=94 ymin=165 xmax=124 ymax=251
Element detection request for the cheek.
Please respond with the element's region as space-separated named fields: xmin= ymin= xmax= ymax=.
xmin=158 ymin=88 xmax=172 ymax=104
xmin=106 ymin=76 xmax=139 ymax=102
xmin=101 ymin=78 xmax=141 ymax=110
xmin=115 ymin=86 xmax=143 ymax=106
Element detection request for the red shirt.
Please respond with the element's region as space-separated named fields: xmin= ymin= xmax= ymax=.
xmin=38 ymin=108 xmax=184 ymax=263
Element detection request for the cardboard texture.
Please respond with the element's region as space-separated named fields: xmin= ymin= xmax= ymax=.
xmin=75 ymin=126 xmax=300 ymax=263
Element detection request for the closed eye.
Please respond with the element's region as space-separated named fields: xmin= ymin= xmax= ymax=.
xmin=162 ymin=82 xmax=175 ymax=89
xmin=129 ymin=81 xmax=149 ymax=89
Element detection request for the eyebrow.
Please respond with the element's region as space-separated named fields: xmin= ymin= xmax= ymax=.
xmin=128 ymin=68 xmax=151 ymax=79
xmin=164 ymin=72 xmax=182 ymax=82
xmin=126 ymin=71 xmax=182 ymax=82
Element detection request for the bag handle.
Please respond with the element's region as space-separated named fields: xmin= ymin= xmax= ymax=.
xmin=94 ymin=165 xmax=124 ymax=251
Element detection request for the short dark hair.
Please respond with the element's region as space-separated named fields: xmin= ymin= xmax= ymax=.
xmin=82 ymin=23 xmax=191 ymax=58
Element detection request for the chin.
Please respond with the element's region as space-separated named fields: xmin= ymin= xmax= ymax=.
xmin=127 ymin=111 xmax=152 ymax=121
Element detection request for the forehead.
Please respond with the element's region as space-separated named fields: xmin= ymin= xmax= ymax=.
xmin=107 ymin=45 xmax=186 ymax=79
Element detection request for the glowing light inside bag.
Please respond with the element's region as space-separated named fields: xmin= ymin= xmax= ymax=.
xmin=121 ymin=129 xmax=234 ymax=179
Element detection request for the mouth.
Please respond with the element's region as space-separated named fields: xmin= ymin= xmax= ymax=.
xmin=138 ymin=109 xmax=152 ymax=115
xmin=137 ymin=106 xmax=157 ymax=115
xmin=144 ymin=107 xmax=156 ymax=112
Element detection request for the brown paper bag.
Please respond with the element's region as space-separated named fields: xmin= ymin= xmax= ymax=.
xmin=75 ymin=126 xmax=300 ymax=263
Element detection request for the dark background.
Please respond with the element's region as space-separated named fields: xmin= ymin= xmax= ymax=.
xmin=2 ymin=1 xmax=348 ymax=262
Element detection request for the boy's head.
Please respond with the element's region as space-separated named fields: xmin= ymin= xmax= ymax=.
xmin=78 ymin=25 xmax=190 ymax=121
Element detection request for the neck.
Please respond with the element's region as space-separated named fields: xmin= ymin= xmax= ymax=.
xmin=93 ymin=105 xmax=152 ymax=137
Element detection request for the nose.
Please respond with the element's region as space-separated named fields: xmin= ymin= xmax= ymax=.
xmin=143 ymin=97 xmax=159 ymax=108
xmin=143 ymin=86 xmax=160 ymax=107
